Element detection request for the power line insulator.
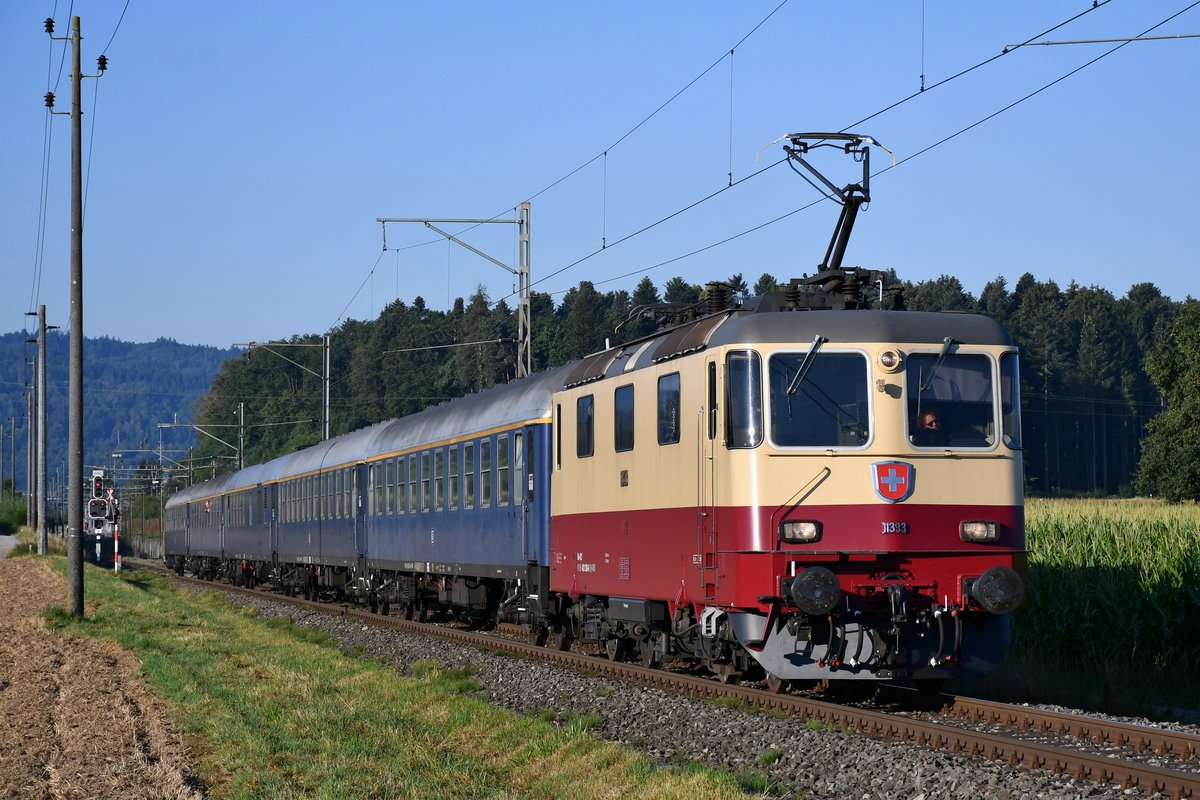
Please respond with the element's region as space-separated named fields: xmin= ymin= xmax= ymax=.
xmin=44 ymin=17 xmax=54 ymax=35
xmin=44 ymin=92 xmax=55 ymax=109
xmin=97 ymin=54 xmax=108 ymax=72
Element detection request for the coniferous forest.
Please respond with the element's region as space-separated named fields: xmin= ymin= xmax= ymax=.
xmin=191 ymin=271 xmax=1188 ymax=500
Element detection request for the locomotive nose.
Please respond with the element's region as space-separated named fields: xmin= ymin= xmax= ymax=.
xmin=969 ymin=565 xmax=1025 ymax=614
xmin=783 ymin=566 xmax=841 ymax=615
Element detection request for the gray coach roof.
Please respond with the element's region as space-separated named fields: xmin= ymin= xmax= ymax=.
xmin=168 ymin=364 xmax=570 ymax=506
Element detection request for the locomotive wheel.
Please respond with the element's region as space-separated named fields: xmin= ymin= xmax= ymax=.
xmin=605 ymin=638 xmax=628 ymax=662
xmin=402 ymin=603 xmax=414 ymax=621
xmin=765 ymin=672 xmax=789 ymax=695
xmin=379 ymin=600 xmax=391 ymax=617
xmin=368 ymin=594 xmax=379 ymax=614
xmin=530 ymin=625 xmax=548 ymax=647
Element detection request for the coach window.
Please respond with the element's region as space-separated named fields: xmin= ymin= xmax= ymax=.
xmin=396 ymin=458 xmax=407 ymax=514
xmin=382 ymin=459 xmax=392 ymax=515
xmin=577 ymin=395 xmax=594 ymax=458
xmin=464 ymin=442 xmax=476 ymax=510
xmin=346 ymin=468 xmax=354 ymax=517
xmin=373 ymin=466 xmax=381 ymax=515
xmin=615 ymin=385 xmax=635 ymax=452
xmin=515 ymin=431 xmax=527 ymax=501
xmin=368 ymin=465 xmax=377 ymax=516
xmin=450 ymin=445 xmax=460 ymax=511
xmin=481 ymin=438 xmax=493 ymax=508
xmin=407 ymin=454 xmax=417 ymax=514
xmin=435 ymin=448 xmax=445 ymax=511
xmin=726 ymin=350 xmax=763 ymax=448
xmin=658 ymin=373 xmax=681 ymax=445
xmin=334 ymin=471 xmax=342 ymax=518
xmin=344 ymin=470 xmax=352 ymax=518
xmin=498 ymin=434 xmax=511 ymax=506
xmin=421 ymin=451 xmax=431 ymax=513
xmin=768 ymin=351 xmax=870 ymax=448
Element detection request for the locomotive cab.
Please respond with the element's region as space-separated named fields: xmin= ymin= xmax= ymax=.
xmin=549 ymin=304 xmax=1027 ymax=686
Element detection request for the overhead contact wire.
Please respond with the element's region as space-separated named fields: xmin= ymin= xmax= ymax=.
xmin=524 ymin=2 xmax=1120 ymax=303
xmin=842 ymin=0 xmax=1113 ymax=132
xmin=370 ymin=3 xmax=792 ymax=319
xmin=877 ymin=0 xmax=1200 ymax=176
xmin=520 ymin=0 xmax=790 ymax=207
xmin=577 ymin=2 xmax=1200 ymax=297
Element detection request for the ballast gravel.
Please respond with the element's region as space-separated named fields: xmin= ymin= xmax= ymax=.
xmin=219 ymin=590 xmax=1168 ymax=800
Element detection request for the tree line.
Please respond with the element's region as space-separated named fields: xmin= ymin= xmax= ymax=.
xmin=193 ymin=272 xmax=1188 ymax=499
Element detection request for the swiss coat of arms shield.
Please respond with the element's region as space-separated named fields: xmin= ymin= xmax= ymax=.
xmin=872 ymin=461 xmax=915 ymax=503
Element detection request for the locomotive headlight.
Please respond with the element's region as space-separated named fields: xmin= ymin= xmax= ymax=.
xmin=877 ymin=349 xmax=902 ymax=372
xmin=960 ymin=520 xmax=998 ymax=542
xmin=780 ymin=520 xmax=822 ymax=543
xmin=969 ymin=566 xmax=1025 ymax=614
xmin=783 ymin=566 xmax=841 ymax=615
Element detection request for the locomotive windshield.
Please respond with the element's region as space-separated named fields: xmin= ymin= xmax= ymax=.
xmin=765 ymin=351 xmax=871 ymax=448
xmin=907 ymin=351 xmax=996 ymax=448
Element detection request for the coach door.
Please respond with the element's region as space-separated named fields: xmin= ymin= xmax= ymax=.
xmin=697 ymin=357 xmax=720 ymax=601
xmin=354 ymin=463 xmax=367 ymax=557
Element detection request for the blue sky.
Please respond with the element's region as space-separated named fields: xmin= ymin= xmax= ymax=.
xmin=2 ymin=1 xmax=1197 ymax=348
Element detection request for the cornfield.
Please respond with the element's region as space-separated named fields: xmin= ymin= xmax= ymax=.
xmin=1018 ymin=498 xmax=1200 ymax=676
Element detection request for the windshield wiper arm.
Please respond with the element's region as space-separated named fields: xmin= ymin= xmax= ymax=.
xmin=919 ymin=336 xmax=957 ymax=394
xmin=786 ymin=335 xmax=828 ymax=396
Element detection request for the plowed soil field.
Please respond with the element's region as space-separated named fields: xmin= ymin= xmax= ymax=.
xmin=0 ymin=559 xmax=205 ymax=799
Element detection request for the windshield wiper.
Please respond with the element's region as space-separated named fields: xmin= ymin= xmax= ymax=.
xmin=919 ymin=336 xmax=957 ymax=394
xmin=786 ymin=335 xmax=827 ymax=396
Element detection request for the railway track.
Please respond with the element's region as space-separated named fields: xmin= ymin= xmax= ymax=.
xmin=150 ymin=564 xmax=1200 ymax=799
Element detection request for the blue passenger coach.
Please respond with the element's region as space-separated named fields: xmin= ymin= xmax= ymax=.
xmin=166 ymin=366 xmax=567 ymax=615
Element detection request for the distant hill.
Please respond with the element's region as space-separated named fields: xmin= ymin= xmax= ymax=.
xmin=0 ymin=331 xmax=239 ymax=493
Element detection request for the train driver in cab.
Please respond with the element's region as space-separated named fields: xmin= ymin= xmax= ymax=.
xmin=912 ymin=406 xmax=946 ymax=447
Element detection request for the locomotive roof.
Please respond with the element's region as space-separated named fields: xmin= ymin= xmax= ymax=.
xmin=706 ymin=308 xmax=1014 ymax=349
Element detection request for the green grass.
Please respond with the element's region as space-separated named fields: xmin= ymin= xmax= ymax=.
xmin=37 ymin=560 xmax=764 ymax=799
xmin=956 ymin=498 xmax=1200 ymax=718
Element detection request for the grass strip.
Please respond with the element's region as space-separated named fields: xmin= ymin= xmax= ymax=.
xmin=42 ymin=561 xmax=760 ymax=800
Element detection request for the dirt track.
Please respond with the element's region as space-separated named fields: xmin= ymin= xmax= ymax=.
xmin=0 ymin=558 xmax=206 ymax=799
